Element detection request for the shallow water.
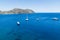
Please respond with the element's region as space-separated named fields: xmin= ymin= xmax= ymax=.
xmin=0 ymin=13 xmax=60 ymax=40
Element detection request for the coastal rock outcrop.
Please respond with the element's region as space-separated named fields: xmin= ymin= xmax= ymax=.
xmin=0 ymin=8 xmax=34 ymax=14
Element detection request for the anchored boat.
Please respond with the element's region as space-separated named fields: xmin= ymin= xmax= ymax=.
xmin=17 ymin=21 xmax=20 ymax=25
xmin=52 ymin=17 xmax=59 ymax=21
xmin=25 ymin=17 xmax=29 ymax=21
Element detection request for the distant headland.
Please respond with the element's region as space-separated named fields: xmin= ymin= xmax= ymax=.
xmin=0 ymin=8 xmax=34 ymax=14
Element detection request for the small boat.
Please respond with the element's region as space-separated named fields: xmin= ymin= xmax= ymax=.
xmin=36 ymin=18 xmax=39 ymax=21
xmin=17 ymin=21 xmax=20 ymax=25
xmin=25 ymin=18 xmax=29 ymax=21
xmin=25 ymin=17 xmax=29 ymax=21
xmin=52 ymin=17 xmax=59 ymax=21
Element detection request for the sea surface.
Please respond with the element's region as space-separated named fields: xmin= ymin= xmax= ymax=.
xmin=0 ymin=13 xmax=60 ymax=40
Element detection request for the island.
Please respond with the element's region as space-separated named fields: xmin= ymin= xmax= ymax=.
xmin=0 ymin=8 xmax=34 ymax=14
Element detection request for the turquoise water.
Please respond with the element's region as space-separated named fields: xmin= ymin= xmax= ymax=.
xmin=0 ymin=13 xmax=60 ymax=40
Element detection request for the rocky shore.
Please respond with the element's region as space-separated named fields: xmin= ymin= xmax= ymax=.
xmin=0 ymin=8 xmax=34 ymax=14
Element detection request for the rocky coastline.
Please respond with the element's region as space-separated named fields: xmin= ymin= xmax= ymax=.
xmin=0 ymin=8 xmax=34 ymax=14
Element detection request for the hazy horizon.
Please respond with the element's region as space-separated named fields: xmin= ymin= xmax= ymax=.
xmin=0 ymin=0 xmax=60 ymax=12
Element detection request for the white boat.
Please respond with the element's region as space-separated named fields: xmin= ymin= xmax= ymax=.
xmin=36 ymin=18 xmax=39 ymax=20
xmin=25 ymin=17 xmax=29 ymax=21
xmin=25 ymin=14 xmax=29 ymax=21
xmin=25 ymin=18 xmax=29 ymax=21
xmin=52 ymin=17 xmax=59 ymax=21
xmin=17 ymin=21 xmax=20 ymax=25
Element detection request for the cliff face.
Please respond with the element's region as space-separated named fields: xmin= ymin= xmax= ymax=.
xmin=0 ymin=8 xmax=34 ymax=14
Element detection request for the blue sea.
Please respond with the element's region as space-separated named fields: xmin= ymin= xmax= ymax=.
xmin=0 ymin=13 xmax=60 ymax=40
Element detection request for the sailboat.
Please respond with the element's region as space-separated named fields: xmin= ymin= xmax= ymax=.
xmin=25 ymin=17 xmax=29 ymax=21
xmin=25 ymin=14 xmax=29 ymax=21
